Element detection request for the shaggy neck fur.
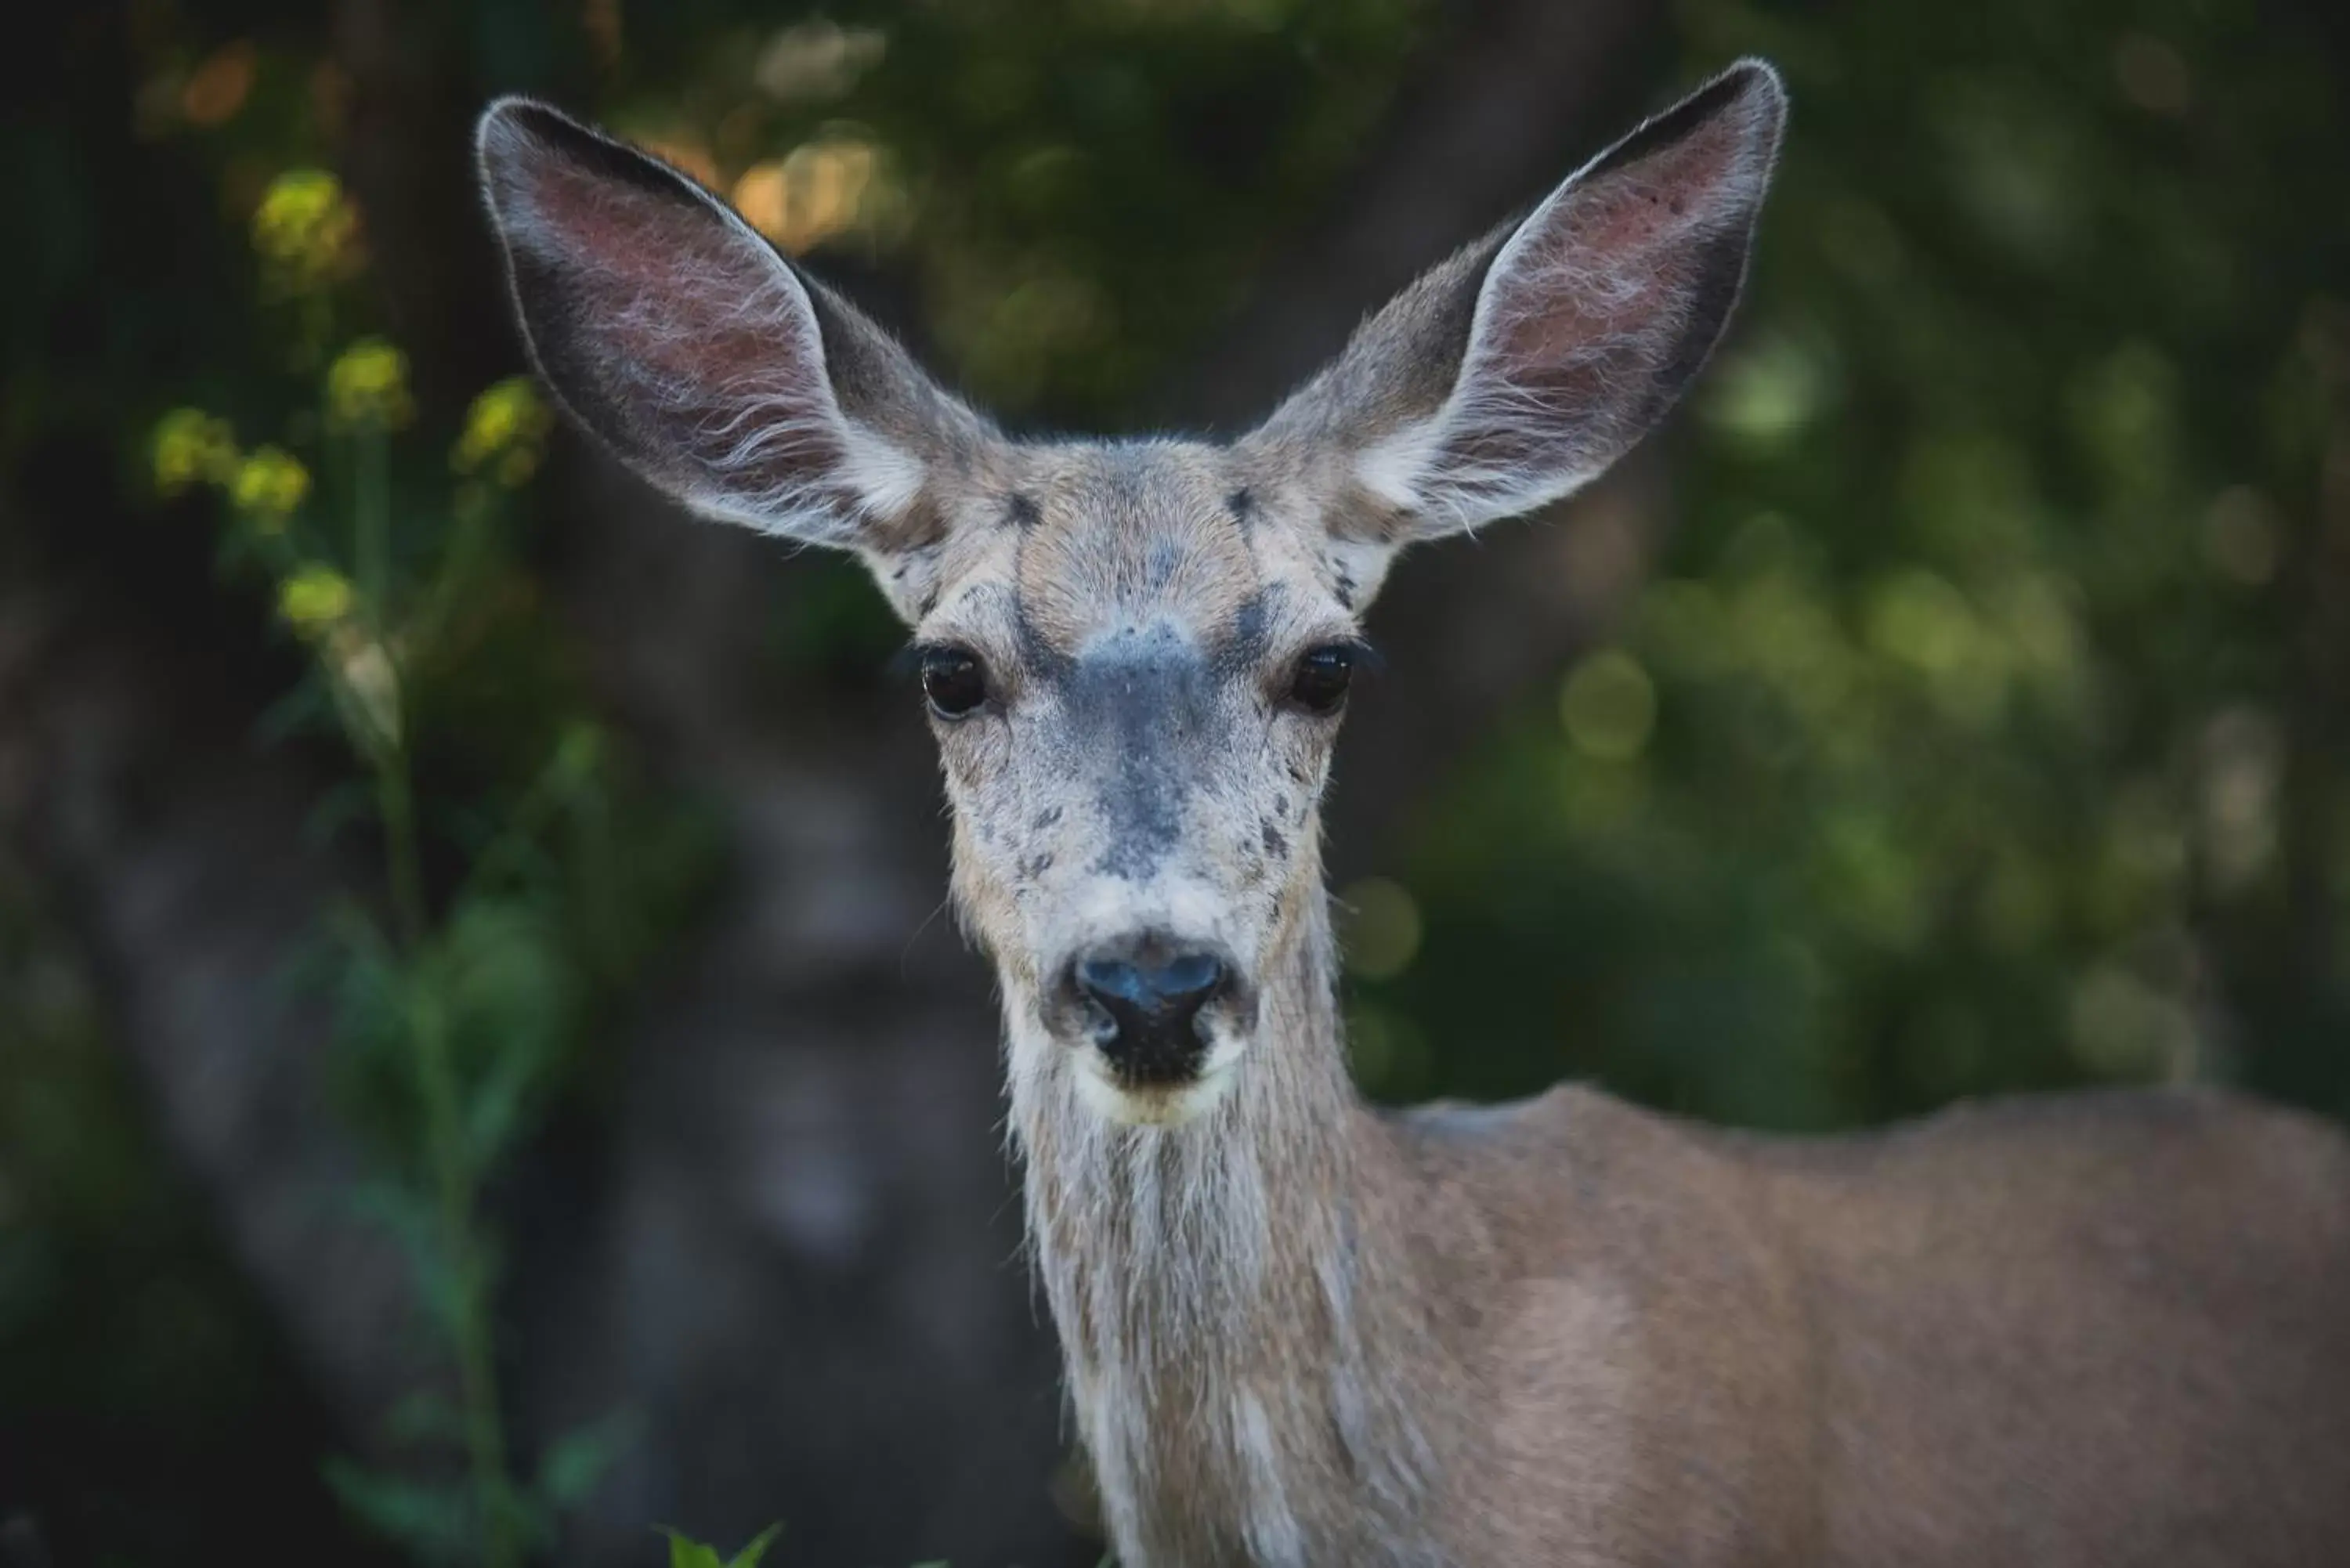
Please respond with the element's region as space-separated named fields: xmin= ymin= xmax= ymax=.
xmin=1007 ymin=894 xmax=1451 ymax=1566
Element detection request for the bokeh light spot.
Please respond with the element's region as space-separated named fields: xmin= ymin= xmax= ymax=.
xmin=1340 ymin=877 xmax=1423 ymax=981
xmin=1560 ymin=649 xmax=1657 ymax=762
xmin=2113 ymin=34 xmax=2193 ymax=116
xmin=2203 ymin=486 xmax=2280 ymax=584
xmin=183 ymin=42 xmax=257 ymax=128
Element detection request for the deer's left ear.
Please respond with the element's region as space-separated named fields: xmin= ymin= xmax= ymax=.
xmin=1242 ymin=60 xmax=1786 ymax=554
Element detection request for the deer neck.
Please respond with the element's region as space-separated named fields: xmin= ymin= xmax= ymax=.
xmin=1007 ymin=894 xmax=1448 ymax=1565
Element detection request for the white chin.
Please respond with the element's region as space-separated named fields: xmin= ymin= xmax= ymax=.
xmin=1072 ymin=1057 xmax=1240 ymax=1127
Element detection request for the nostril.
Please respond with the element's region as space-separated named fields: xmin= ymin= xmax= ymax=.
xmin=1069 ymin=942 xmax=1232 ymax=1081
xmin=1075 ymin=953 xmax=1226 ymax=1018
xmin=1074 ymin=957 xmax=1149 ymax=1011
xmin=1157 ymin=952 xmax=1226 ymax=1004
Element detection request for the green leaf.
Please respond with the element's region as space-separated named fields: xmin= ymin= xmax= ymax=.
xmin=432 ymin=894 xmax=577 ymax=1164
xmin=724 ymin=1523 xmax=783 ymax=1568
xmin=656 ymin=1523 xmax=782 ymax=1568
xmin=324 ymin=1457 xmax=473 ymax=1564
xmin=656 ymin=1527 xmax=725 ymax=1568
xmin=340 ymin=1177 xmax=469 ymax=1339
xmin=536 ymin=1406 xmax=640 ymax=1509
xmin=460 ymin=1021 xmax=551 ymax=1165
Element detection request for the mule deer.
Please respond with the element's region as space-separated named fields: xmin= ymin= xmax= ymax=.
xmin=476 ymin=60 xmax=2350 ymax=1566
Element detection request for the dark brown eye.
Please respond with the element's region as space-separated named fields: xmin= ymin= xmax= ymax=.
xmin=920 ymin=647 xmax=989 ymax=719
xmin=1289 ymin=644 xmax=1356 ymax=716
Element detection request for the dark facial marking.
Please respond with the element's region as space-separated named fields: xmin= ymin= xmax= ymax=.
xmin=1011 ymin=591 xmax=1077 ymax=684
xmin=1262 ymin=821 xmax=1287 ymax=858
xmin=1211 ymin=589 xmax=1271 ymax=678
xmin=1032 ymin=805 xmax=1063 ymax=829
xmin=1227 ymin=488 xmax=1256 ymax=528
xmin=1325 ymin=553 xmax=1359 ymax=609
xmin=890 ymin=551 xmax=942 ymax=616
xmin=1063 ymin=626 xmax=1217 ymax=880
xmin=1003 ymin=491 xmax=1041 ymax=530
xmin=1007 ymin=528 xmax=1076 ymax=682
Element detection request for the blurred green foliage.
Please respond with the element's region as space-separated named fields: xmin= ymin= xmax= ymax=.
xmin=149 ymin=164 xmax=716 ymax=1563
xmin=1351 ymin=0 xmax=2350 ymax=1136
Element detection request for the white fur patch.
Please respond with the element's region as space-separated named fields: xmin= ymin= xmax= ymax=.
xmin=836 ymin=417 xmax=928 ymax=520
xmin=1354 ymin=415 xmax=1447 ymax=516
xmin=1073 ymin=1052 xmax=1242 ymax=1127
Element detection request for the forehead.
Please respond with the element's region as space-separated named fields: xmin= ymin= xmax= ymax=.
xmin=921 ymin=439 xmax=1325 ymax=659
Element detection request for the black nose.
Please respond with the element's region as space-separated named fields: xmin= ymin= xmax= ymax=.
xmin=1070 ymin=938 xmax=1231 ymax=1084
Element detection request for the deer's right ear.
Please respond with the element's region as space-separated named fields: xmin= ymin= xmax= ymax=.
xmin=475 ymin=98 xmax=989 ymax=567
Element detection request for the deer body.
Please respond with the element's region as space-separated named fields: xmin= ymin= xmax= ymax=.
xmin=1022 ymin=891 xmax=2350 ymax=1567
xmin=477 ymin=60 xmax=2350 ymax=1567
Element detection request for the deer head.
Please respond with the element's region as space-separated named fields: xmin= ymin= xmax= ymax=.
xmin=475 ymin=62 xmax=1786 ymax=1130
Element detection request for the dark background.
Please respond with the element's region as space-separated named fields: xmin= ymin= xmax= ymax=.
xmin=4 ymin=1 xmax=2348 ymax=1564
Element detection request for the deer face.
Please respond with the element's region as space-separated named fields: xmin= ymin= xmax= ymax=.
xmin=475 ymin=62 xmax=1784 ymax=1125
xmin=898 ymin=439 xmax=1369 ymax=1122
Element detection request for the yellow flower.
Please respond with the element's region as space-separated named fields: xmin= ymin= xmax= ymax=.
xmin=230 ymin=446 xmax=311 ymax=528
xmin=453 ymin=377 xmax=552 ymax=482
xmin=278 ymin=564 xmax=354 ymax=635
xmin=326 ymin=338 xmax=414 ymax=431
xmin=152 ymin=408 xmax=239 ymax=495
xmin=251 ymin=168 xmax=358 ymax=287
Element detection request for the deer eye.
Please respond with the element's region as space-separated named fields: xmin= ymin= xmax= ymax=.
xmin=1288 ymin=644 xmax=1356 ymax=716
xmin=919 ymin=647 xmax=989 ymax=719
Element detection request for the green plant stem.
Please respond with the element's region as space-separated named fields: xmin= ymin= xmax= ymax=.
xmin=378 ymin=751 xmax=429 ymax=955
xmin=378 ymin=730 xmax=518 ymax=1568
xmin=356 ymin=426 xmax=391 ymax=623
xmin=415 ymin=981 xmax=518 ymax=1568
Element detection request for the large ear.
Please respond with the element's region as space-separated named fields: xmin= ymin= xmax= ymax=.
xmin=475 ymin=98 xmax=990 ymax=563
xmin=1244 ymin=60 xmax=1786 ymax=546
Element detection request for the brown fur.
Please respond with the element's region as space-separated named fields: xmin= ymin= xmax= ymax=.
xmin=476 ymin=59 xmax=2350 ymax=1567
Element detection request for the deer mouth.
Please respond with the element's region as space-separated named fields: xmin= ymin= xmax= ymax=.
xmin=1070 ymin=1041 xmax=1246 ymax=1127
